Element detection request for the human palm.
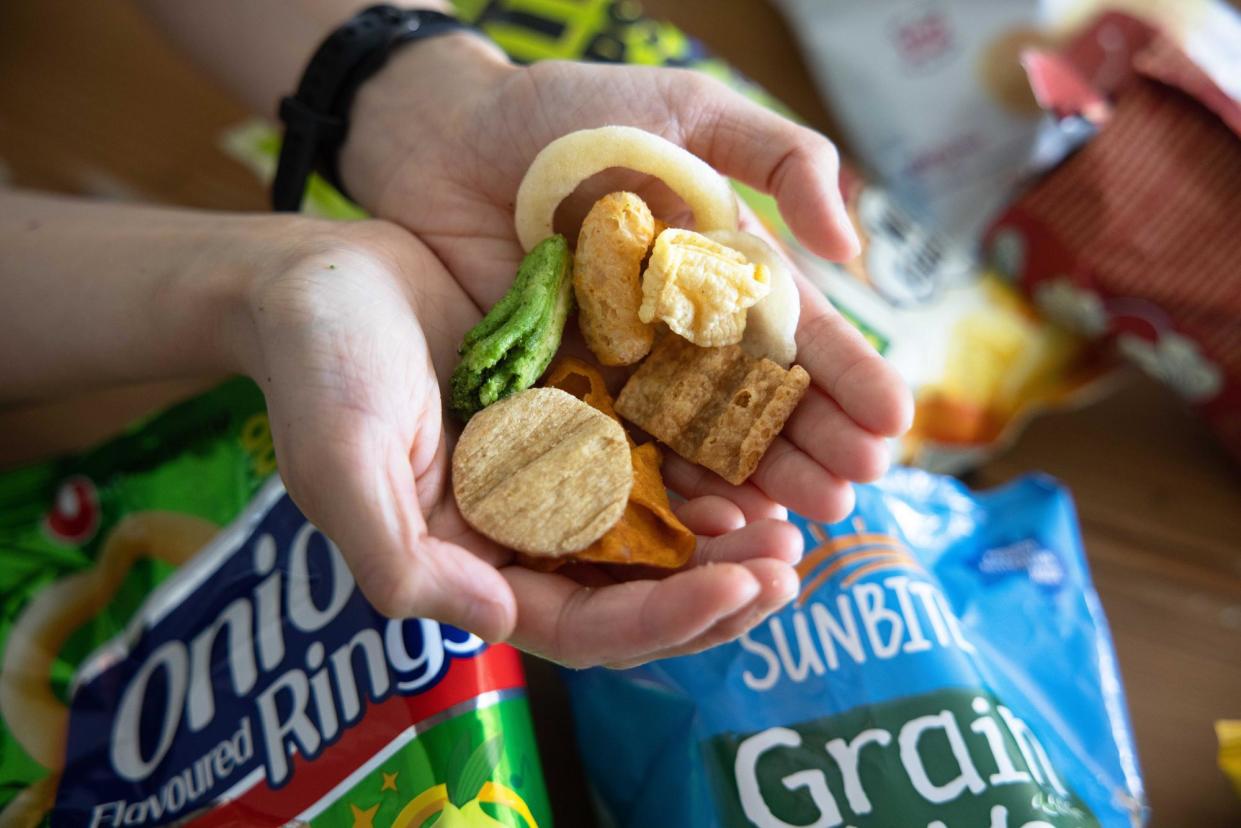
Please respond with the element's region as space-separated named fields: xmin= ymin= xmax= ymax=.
xmin=255 ymin=221 xmax=809 ymax=668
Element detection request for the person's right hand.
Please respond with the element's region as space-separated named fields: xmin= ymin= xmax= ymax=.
xmin=238 ymin=217 xmax=804 ymax=667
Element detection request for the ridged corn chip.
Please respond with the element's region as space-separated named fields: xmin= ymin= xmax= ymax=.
xmin=616 ymin=336 xmax=809 ymax=485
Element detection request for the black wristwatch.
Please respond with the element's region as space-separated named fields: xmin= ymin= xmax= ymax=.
xmin=272 ymin=5 xmax=477 ymax=212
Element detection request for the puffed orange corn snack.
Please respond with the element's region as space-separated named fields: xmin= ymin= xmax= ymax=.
xmin=574 ymin=192 xmax=656 ymax=366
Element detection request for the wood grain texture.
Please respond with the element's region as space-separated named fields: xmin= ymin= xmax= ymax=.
xmin=1 ymin=1 xmax=1238 ymax=825
xmin=0 ymin=0 xmax=265 ymax=209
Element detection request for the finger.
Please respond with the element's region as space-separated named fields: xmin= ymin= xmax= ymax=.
xmin=784 ymin=388 xmax=891 ymax=483
xmin=609 ymin=558 xmax=799 ymax=668
xmin=735 ymin=206 xmax=895 ymax=482
xmin=668 ymin=72 xmax=860 ymax=261
xmin=662 ymin=453 xmax=787 ymax=522
xmin=281 ymin=422 xmax=516 ymax=641
xmin=692 ymin=518 xmax=804 ymax=566
xmin=794 ymin=271 xmax=914 ymax=436
xmin=747 ymin=434 xmax=855 ymax=523
xmin=502 ymin=561 xmax=761 ymax=668
xmin=674 ymin=495 xmax=746 ymax=536
xmin=733 ymin=200 xmax=912 ymax=439
xmin=592 ymin=514 xmax=797 ymax=586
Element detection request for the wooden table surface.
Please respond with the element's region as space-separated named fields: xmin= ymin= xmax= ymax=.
xmin=2 ymin=2 xmax=1239 ymax=826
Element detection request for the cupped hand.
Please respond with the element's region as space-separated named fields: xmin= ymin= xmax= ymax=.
xmin=242 ymin=218 xmax=803 ymax=667
xmin=341 ymin=35 xmax=913 ymax=524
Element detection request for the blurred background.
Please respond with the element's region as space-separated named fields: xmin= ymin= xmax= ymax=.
xmin=1 ymin=1 xmax=1239 ymax=825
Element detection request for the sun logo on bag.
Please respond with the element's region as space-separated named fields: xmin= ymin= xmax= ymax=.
xmin=364 ymin=733 xmax=538 ymax=828
xmin=794 ymin=518 xmax=922 ymax=606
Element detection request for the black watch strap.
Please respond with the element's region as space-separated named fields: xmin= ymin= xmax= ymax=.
xmin=272 ymin=5 xmax=475 ymax=212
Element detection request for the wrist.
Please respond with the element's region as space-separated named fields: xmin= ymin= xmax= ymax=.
xmin=338 ymin=31 xmax=515 ymax=212
xmin=176 ymin=214 xmax=314 ymax=382
xmin=217 ymin=216 xmax=428 ymax=389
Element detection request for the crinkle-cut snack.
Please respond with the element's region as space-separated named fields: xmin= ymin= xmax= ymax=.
xmin=639 ymin=229 xmax=771 ymax=348
xmin=522 ymin=358 xmax=697 ymax=572
xmin=616 ymin=336 xmax=810 ymax=485
xmin=514 ymin=126 xmax=739 ymax=251
xmin=575 ymin=192 xmax=656 ymax=366
xmin=453 ymin=387 xmax=632 ymax=556
xmin=705 ymin=230 xmax=800 ymax=367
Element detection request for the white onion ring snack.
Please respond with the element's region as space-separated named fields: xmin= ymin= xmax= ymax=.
xmin=514 ymin=126 xmax=739 ymax=251
xmin=707 ymin=230 xmax=800 ymax=367
xmin=0 ymin=511 xmax=217 ymax=772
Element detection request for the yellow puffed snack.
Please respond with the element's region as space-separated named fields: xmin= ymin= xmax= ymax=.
xmin=514 ymin=126 xmax=739 ymax=252
xmin=639 ymin=228 xmax=771 ymax=348
xmin=575 ymin=192 xmax=656 ymax=366
xmin=706 ymin=230 xmax=800 ymax=367
xmin=1219 ymin=720 xmax=1241 ymax=801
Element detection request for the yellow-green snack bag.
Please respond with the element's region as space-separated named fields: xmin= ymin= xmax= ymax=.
xmin=1218 ymin=721 xmax=1241 ymax=801
xmin=0 ymin=380 xmax=550 ymax=827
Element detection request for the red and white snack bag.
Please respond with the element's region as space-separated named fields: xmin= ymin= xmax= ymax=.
xmin=771 ymin=0 xmax=1064 ymax=242
xmin=771 ymin=0 xmax=1229 ymax=244
xmin=984 ymin=8 xmax=1241 ymax=461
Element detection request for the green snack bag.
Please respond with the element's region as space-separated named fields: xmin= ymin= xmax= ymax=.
xmin=0 ymin=380 xmax=551 ymax=827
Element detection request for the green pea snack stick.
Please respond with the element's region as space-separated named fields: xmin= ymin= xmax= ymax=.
xmin=450 ymin=235 xmax=574 ymax=420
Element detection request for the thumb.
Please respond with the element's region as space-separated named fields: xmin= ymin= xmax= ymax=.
xmin=669 ymin=72 xmax=861 ymax=261
xmin=281 ymin=425 xmax=517 ymax=642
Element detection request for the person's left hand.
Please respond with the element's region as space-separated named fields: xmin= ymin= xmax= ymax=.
xmin=241 ymin=218 xmax=804 ymax=668
xmin=340 ymin=34 xmax=913 ymax=527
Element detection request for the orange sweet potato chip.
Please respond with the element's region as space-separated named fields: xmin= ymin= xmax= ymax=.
xmin=527 ymin=357 xmax=696 ymax=570
xmin=545 ymin=357 xmax=621 ymax=422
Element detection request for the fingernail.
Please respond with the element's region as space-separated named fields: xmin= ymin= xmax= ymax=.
xmin=735 ymin=576 xmax=762 ymax=609
xmin=838 ymin=210 xmax=862 ymax=258
xmin=786 ymin=523 xmax=805 ymax=564
xmin=464 ymin=594 xmax=513 ymax=643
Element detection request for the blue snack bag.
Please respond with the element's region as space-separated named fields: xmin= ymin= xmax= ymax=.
xmin=564 ymin=469 xmax=1146 ymax=827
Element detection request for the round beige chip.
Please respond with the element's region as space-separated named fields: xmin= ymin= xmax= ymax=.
xmin=452 ymin=387 xmax=633 ymax=557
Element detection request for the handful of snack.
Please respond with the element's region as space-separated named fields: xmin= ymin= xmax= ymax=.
xmin=448 ymin=126 xmax=810 ymax=568
xmin=226 ymin=0 xmax=1097 ymax=474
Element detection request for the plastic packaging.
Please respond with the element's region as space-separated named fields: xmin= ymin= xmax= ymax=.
xmin=0 ymin=381 xmax=550 ymax=827
xmin=565 ymin=468 xmax=1146 ymax=827
xmin=984 ymin=8 xmax=1241 ymax=464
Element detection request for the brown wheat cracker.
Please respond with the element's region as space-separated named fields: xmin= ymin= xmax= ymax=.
xmin=452 ymin=387 xmax=632 ymax=556
xmin=616 ymin=336 xmax=810 ymax=485
xmin=574 ymin=192 xmax=656 ymax=366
